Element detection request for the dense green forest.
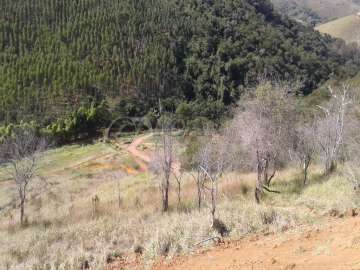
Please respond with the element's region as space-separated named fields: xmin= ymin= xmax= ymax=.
xmin=1 ymin=0 xmax=360 ymax=139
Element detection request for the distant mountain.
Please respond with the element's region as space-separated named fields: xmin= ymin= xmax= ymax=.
xmin=0 ymin=0 xmax=360 ymax=134
xmin=316 ymin=15 xmax=360 ymax=44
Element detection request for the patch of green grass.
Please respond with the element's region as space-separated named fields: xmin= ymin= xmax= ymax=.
xmin=122 ymin=156 xmax=140 ymax=170
xmin=0 ymin=142 xmax=114 ymax=182
xmin=261 ymin=168 xmax=313 ymax=202
xmin=39 ymin=143 xmax=113 ymax=173
xmin=348 ymin=72 xmax=360 ymax=87
xmin=297 ymin=174 xmax=359 ymax=211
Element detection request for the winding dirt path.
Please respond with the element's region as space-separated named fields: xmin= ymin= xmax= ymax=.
xmin=120 ymin=133 xmax=181 ymax=176
xmin=126 ymin=134 xmax=153 ymax=163
xmin=154 ymin=215 xmax=360 ymax=270
xmin=109 ymin=133 xmax=154 ymax=172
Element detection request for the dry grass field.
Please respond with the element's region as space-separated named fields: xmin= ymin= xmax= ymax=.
xmin=1 ymin=133 xmax=360 ymax=270
xmin=316 ymin=14 xmax=360 ymax=44
xmin=301 ymin=0 xmax=360 ymax=20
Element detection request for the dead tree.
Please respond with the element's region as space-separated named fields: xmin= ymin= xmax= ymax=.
xmin=173 ymin=170 xmax=183 ymax=209
xmin=150 ymin=120 xmax=176 ymax=213
xmin=197 ymin=135 xmax=230 ymax=224
xmin=254 ymin=149 xmax=279 ymax=203
xmin=189 ymin=168 xmax=205 ymax=210
xmin=233 ymin=80 xmax=295 ymax=203
xmin=317 ymin=85 xmax=352 ymax=174
xmin=291 ymin=124 xmax=317 ymax=186
xmin=0 ymin=128 xmax=47 ymax=225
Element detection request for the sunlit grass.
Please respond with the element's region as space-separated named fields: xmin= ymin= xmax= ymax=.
xmin=1 ymin=140 xmax=360 ymax=269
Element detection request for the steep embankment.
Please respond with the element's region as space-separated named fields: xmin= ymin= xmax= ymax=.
xmin=316 ymin=14 xmax=360 ymax=44
xmin=155 ymin=215 xmax=360 ymax=270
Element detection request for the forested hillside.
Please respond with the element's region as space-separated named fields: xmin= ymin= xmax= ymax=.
xmin=1 ymin=0 xmax=360 ymax=136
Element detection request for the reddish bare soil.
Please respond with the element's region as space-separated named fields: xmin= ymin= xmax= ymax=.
xmin=120 ymin=133 xmax=181 ymax=175
xmin=154 ymin=216 xmax=360 ymax=270
xmin=126 ymin=133 xmax=153 ymax=171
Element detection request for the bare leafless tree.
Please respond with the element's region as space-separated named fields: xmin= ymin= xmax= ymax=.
xmin=189 ymin=167 xmax=205 ymax=210
xmin=233 ymin=80 xmax=296 ymax=203
xmin=0 ymin=128 xmax=47 ymax=225
xmin=150 ymin=120 xmax=176 ymax=213
xmin=290 ymin=123 xmax=318 ymax=185
xmin=316 ymin=85 xmax=353 ymax=174
xmin=173 ymin=169 xmax=183 ymax=209
xmin=196 ymin=133 xmax=231 ymax=224
xmin=188 ymin=128 xmax=212 ymax=211
xmin=199 ymin=140 xmax=218 ymax=222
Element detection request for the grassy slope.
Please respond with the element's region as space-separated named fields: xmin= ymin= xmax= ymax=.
xmin=1 ymin=135 xmax=359 ymax=270
xmin=301 ymin=0 xmax=360 ymax=20
xmin=316 ymin=14 xmax=360 ymax=44
xmin=0 ymin=143 xmax=114 ymax=180
xmin=348 ymin=72 xmax=360 ymax=86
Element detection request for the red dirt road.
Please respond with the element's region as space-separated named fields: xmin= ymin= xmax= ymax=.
xmin=126 ymin=133 xmax=153 ymax=171
xmin=154 ymin=216 xmax=360 ymax=270
xmin=123 ymin=133 xmax=181 ymax=176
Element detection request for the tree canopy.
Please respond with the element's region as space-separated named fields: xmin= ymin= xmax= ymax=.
xmin=1 ymin=0 xmax=359 ymax=135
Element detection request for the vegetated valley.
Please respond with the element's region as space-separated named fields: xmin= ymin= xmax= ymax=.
xmin=2 ymin=0 xmax=360 ymax=270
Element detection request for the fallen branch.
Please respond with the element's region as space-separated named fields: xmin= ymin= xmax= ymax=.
xmin=194 ymin=236 xmax=221 ymax=246
xmin=262 ymin=185 xmax=280 ymax=194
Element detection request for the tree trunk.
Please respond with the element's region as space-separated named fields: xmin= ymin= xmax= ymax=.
xmin=325 ymin=158 xmax=337 ymax=175
xmin=162 ymin=191 xmax=169 ymax=212
xmin=255 ymin=187 xmax=262 ymax=204
xmin=162 ymin=174 xmax=170 ymax=212
xmin=255 ymin=151 xmax=263 ymax=204
xmin=303 ymin=157 xmax=311 ymax=186
xmin=303 ymin=166 xmax=308 ymax=186
xmin=19 ymin=186 xmax=26 ymax=226
xmin=197 ymin=183 xmax=202 ymax=210
xmin=264 ymin=156 xmax=269 ymax=185
xmin=162 ymin=188 xmax=169 ymax=212
xmin=210 ymin=179 xmax=216 ymax=223
xmin=177 ymin=181 xmax=181 ymax=208
xmin=20 ymin=198 xmax=25 ymax=226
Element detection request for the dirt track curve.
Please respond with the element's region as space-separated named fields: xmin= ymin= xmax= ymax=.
xmin=154 ymin=215 xmax=360 ymax=270
xmin=126 ymin=133 xmax=153 ymax=171
xmin=122 ymin=133 xmax=181 ymax=176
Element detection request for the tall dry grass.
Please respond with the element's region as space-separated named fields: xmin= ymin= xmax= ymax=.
xmin=1 ymin=164 xmax=359 ymax=270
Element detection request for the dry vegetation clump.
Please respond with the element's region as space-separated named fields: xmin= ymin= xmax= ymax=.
xmin=297 ymin=172 xmax=360 ymax=212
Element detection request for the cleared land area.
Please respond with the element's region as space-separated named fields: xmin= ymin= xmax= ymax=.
xmin=154 ymin=215 xmax=360 ymax=270
xmin=316 ymin=14 xmax=360 ymax=44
